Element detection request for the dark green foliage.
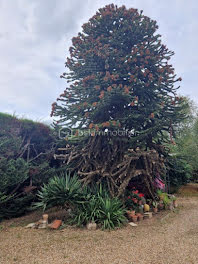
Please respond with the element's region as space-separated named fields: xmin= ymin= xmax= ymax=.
xmin=166 ymin=156 xmax=192 ymax=192
xmin=52 ymin=4 xmax=188 ymax=148
xmin=0 ymin=112 xmax=55 ymax=163
xmin=0 ymin=112 xmax=57 ymax=219
xmin=0 ymin=192 xmax=34 ymax=221
xmin=73 ymin=186 xmax=127 ymax=230
xmin=34 ymin=173 xmax=85 ymax=211
xmin=50 ymin=4 xmax=189 ymax=198
xmin=34 ymin=175 xmax=126 ymax=230
xmin=167 ymin=102 xmax=198 ymax=185
xmin=0 ymin=158 xmax=29 ymax=193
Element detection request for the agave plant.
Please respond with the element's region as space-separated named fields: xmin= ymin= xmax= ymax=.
xmin=33 ymin=172 xmax=85 ymax=211
xmin=73 ymin=185 xmax=127 ymax=230
xmin=98 ymin=197 xmax=127 ymax=230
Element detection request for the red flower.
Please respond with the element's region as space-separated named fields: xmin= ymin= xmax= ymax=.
xmin=139 ymin=193 xmax=144 ymax=197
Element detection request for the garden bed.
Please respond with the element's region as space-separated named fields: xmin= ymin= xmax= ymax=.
xmin=0 ymin=194 xmax=198 ymax=264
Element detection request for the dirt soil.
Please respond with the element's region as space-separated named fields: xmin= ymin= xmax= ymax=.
xmin=0 ymin=185 xmax=198 ymax=264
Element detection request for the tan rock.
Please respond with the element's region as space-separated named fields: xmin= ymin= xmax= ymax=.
xmin=86 ymin=222 xmax=97 ymax=230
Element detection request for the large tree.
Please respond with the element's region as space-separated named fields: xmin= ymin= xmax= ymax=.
xmin=51 ymin=4 xmax=188 ymax=197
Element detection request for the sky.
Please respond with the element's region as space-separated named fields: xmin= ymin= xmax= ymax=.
xmin=0 ymin=0 xmax=197 ymax=123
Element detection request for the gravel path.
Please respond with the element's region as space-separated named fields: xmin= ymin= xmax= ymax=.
xmin=0 ymin=197 xmax=198 ymax=264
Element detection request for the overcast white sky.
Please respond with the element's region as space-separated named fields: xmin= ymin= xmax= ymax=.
xmin=0 ymin=0 xmax=197 ymax=123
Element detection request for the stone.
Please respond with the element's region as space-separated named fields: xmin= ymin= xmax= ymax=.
xmin=173 ymin=200 xmax=178 ymax=208
xmin=38 ymin=221 xmax=48 ymax=229
xmin=86 ymin=222 xmax=97 ymax=230
xmin=168 ymin=203 xmax=174 ymax=211
xmin=25 ymin=223 xmax=36 ymax=229
xmin=42 ymin=214 xmax=48 ymax=222
xmin=49 ymin=220 xmax=62 ymax=229
xmin=128 ymin=222 xmax=138 ymax=227
xmin=144 ymin=212 xmax=152 ymax=219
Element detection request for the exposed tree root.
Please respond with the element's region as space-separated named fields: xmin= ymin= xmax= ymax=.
xmin=55 ymin=135 xmax=165 ymax=197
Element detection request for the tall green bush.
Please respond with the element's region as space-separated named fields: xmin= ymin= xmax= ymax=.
xmin=0 ymin=112 xmax=58 ymax=220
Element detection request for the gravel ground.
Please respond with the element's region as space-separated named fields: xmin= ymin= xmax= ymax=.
xmin=0 ymin=197 xmax=198 ymax=264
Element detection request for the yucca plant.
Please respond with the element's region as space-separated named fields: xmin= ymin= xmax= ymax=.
xmin=33 ymin=172 xmax=85 ymax=211
xmin=73 ymin=186 xmax=127 ymax=230
xmin=98 ymin=197 xmax=127 ymax=230
xmin=72 ymin=196 xmax=101 ymax=226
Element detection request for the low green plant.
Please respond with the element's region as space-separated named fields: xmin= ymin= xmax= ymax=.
xmin=157 ymin=190 xmax=171 ymax=208
xmin=73 ymin=186 xmax=127 ymax=230
xmin=98 ymin=196 xmax=127 ymax=230
xmin=163 ymin=195 xmax=171 ymax=208
xmin=152 ymin=201 xmax=158 ymax=208
xmin=33 ymin=172 xmax=85 ymax=211
xmin=0 ymin=192 xmax=33 ymax=221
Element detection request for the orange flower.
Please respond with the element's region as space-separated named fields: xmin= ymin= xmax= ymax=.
xmin=89 ymin=123 xmax=94 ymax=129
xmin=92 ymin=102 xmax=97 ymax=107
xmin=150 ymin=113 xmax=155 ymax=118
xmin=95 ymin=85 xmax=100 ymax=90
xmin=106 ymin=71 xmax=111 ymax=77
xmin=130 ymin=101 xmax=135 ymax=106
xmin=112 ymin=121 xmax=117 ymax=126
xmin=143 ymin=72 xmax=147 ymax=77
xmin=99 ymin=91 xmax=104 ymax=99
xmin=148 ymin=73 xmax=153 ymax=79
xmin=107 ymin=86 xmax=112 ymax=92
xmin=145 ymin=49 xmax=150 ymax=55
xmin=124 ymin=87 xmax=129 ymax=94
xmin=95 ymin=125 xmax=99 ymax=131
xmin=85 ymin=112 xmax=89 ymax=117
xmin=83 ymin=102 xmax=88 ymax=106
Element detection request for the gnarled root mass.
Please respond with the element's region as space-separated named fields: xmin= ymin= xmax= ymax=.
xmin=54 ymin=136 xmax=165 ymax=197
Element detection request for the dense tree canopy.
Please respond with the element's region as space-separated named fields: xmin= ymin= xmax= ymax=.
xmin=52 ymin=4 xmax=188 ymax=147
xmin=51 ymin=4 xmax=189 ymax=196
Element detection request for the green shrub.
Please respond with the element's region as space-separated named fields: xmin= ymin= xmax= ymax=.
xmin=33 ymin=172 xmax=85 ymax=211
xmin=0 ymin=192 xmax=34 ymax=221
xmin=0 ymin=112 xmax=58 ymax=220
xmin=167 ymin=156 xmax=192 ymax=192
xmin=0 ymin=158 xmax=29 ymax=193
xmin=73 ymin=187 xmax=127 ymax=230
